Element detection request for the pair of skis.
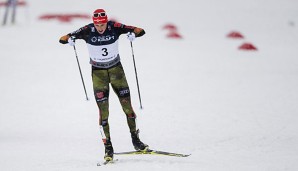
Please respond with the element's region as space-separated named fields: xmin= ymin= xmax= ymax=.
xmin=97 ymin=149 xmax=191 ymax=166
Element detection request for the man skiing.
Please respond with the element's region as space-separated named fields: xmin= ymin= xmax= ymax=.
xmin=59 ymin=9 xmax=148 ymax=161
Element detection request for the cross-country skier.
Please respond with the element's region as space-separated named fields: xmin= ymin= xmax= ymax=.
xmin=59 ymin=9 xmax=148 ymax=161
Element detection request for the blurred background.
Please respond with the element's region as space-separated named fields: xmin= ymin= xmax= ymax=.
xmin=1 ymin=0 xmax=298 ymax=170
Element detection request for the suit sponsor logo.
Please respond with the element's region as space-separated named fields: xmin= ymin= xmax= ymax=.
xmin=119 ymin=89 xmax=129 ymax=96
xmin=91 ymin=35 xmax=115 ymax=42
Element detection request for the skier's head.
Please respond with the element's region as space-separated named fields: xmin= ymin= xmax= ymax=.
xmin=92 ymin=9 xmax=108 ymax=24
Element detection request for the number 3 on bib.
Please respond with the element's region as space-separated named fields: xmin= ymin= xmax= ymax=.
xmin=102 ymin=48 xmax=108 ymax=56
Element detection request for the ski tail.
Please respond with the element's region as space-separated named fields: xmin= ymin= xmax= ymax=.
xmin=149 ymin=150 xmax=190 ymax=157
xmin=114 ymin=149 xmax=190 ymax=157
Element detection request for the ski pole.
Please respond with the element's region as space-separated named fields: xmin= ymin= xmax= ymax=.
xmin=73 ymin=45 xmax=89 ymax=101
xmin=130 ymin=41 xmax=143 ymax=109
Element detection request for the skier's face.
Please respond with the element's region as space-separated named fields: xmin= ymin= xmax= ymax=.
xmin=94 ymin=23 xmax=107 ymax=34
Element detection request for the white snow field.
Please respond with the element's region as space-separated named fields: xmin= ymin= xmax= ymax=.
xmin=1 ymin=0 xmax=298 ymax=170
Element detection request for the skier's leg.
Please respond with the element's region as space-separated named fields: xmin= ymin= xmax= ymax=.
xmin=109 ymin=64 xmax=148 ymax=150
xmin=2 ymin=0 xmax=11 ymax=25
xmin=92 ymin=68 xmax=114 ymax=160
xmin=108 ymin=64 xmax=137 ymax=132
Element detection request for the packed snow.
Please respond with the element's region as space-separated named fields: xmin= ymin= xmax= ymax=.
xmin=1 ymin=0 xmax=298 ymax=170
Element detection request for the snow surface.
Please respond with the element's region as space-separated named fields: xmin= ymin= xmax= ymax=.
xmin=1 ymin=0 xmax=298 ymax=170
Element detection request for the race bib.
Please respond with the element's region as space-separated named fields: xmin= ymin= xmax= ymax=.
xmin=87 ymin=40 xmax=119 ymax=62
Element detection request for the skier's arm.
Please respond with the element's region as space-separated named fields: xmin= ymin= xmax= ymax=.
xmin=114 ymin=22 xmax=145 ymax=37
xmin=59 ymin=25 xmax=91 ymax=44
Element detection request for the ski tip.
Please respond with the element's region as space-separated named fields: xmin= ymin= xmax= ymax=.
xmin=97 ymin=159 xmax=119 ymax=166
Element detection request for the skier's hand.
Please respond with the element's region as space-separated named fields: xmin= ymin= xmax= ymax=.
xmin=127 ymin=32 xmax=136 ymax=42
xmin=59 ymin=35 xmax=70 ymax=44
xmin=68 ymin=37 xmax=75 ymax=46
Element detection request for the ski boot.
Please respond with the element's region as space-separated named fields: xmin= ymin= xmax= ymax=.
xmin=131 ymin=130 xmax=149 ymax=151
xmin=104 ymin=139 xmax=114 ymax=161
